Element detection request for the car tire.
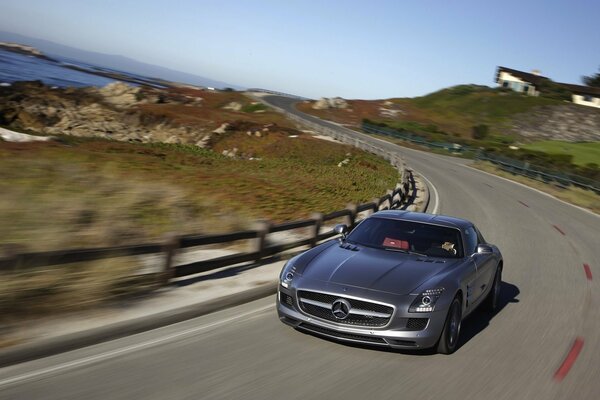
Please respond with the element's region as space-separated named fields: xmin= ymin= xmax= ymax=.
xmin=436 ymin=296 xmax=462 ymax=355
xmin=483 ymin=265 xmax=502 ymax=313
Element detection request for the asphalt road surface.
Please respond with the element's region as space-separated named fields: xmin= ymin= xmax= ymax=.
xmin=0 ymin=96 xmax=598 ymax=400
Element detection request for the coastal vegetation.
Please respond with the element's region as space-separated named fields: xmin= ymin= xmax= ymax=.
xmin=0 ymin=83 xmax=399 ymax=254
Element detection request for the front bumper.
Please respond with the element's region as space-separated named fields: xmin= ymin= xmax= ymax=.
xmin=277 ymin=286 xmax=448 ymax=350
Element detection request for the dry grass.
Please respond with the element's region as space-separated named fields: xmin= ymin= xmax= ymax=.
xmin=137 ymin=90 xmax=297 ymax=132
xmin=0 ymin=132 xmax=398 ymax=321
xmin=0 ymin=136 xmax=397 ymax=252
xmin=0 ymin=256 xmax=158 ymax=325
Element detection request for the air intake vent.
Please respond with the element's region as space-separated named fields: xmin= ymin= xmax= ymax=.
xmin=280 ymin=292 xmax=294 ymax=308
xmin=339 ymin=243 xmax=359 ymax=251
xmin=298 ymin=323 xmax=387 ymax=344
xmin=406 ymin=318 xmax=428 ymax=331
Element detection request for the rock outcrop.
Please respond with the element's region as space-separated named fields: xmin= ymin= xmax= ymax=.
xmin=312 ymin=97 xmax=349 ymax=110
xmin=509 ymin=104 xmax=600 ymax=142
xmin=98 ymin=82 xmax=142 ymax=108
xmin=0 ymin=81 xmax=209 ymax=146
xmin=222 ymin=102 xmax=242 ymax=111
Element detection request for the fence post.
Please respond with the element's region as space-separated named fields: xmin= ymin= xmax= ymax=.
xmin=386 ymin=190 xmax=394 ymax=209
xmin=393 ymin=185 xmax=403 ymax=208
xmin=372 ymin=197 xmax=382 ymax=212
xmin=161 ymin=234 xmax=179 ymax=286
xmin=346 ymin=203 xmax=358 ymax=228
xmin=254 ymin=221 xmax=271 ymax=262
xmin=310 ymin=212 xmax=323 ymax=247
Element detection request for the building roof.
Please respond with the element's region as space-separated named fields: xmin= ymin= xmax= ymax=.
xmin=558 ymin=83 xmax=600 ymax=97
xmin=496 ymin=66 xmax=600 ymax=97
xmin=496 ymin=66 xmax=550 ymax=86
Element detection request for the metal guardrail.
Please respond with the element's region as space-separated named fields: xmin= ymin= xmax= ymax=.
xmin=361 ymin=122 xmax=600 ymax=194
xmin=246 ymin=88 xmax=309 ymax=100
xmin=477 ymin=153 xmax=600 ymax=194
xmin=249 ymin=95 xmax=410 ymax=190
xmin=362 ymin=122 xmax=467 ymax=153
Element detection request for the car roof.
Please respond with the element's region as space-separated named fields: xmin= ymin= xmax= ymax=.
xmin=369 ymin=210 xmax=473 ymax=230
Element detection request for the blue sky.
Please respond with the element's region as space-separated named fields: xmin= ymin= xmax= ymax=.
xmin=1 ymin=0 xmax=599 ymax=99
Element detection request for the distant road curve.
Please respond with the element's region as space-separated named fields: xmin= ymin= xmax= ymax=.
xmin=0 ymin=96 xmax=597 ymax=400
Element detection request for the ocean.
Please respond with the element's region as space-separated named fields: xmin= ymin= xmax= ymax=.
xmin=0 ymin=48 xmax=134 ymax=88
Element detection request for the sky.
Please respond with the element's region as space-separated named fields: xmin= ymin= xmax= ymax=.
xmin=1 ymin=0 xmax=599 ymax=99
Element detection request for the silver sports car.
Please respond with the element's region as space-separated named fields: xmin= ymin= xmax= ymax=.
xmin=277 ymin=210 xmax=503 ymax=354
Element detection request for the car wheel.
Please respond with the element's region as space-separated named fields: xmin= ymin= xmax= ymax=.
xmin=483 ymin=265 xmax=502 ymax=313
xmin=437 ymin=296 xmax=462 ymax=355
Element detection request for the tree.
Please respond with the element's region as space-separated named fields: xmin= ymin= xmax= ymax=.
xmin=582 ymin=67 xmax=600 ymax=87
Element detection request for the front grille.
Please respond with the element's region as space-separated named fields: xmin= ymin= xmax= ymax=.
xmin=298 ymin=323 xmax=387 ymax=344
xmin=297 ymin=290 xmax=393 ymax=327
xmin=406 ymin=318 xmax=428 ymax=331
xmin=280 ymin=292 xmax=294 ymax=308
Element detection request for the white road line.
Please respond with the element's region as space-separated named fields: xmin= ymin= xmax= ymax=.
xmin=0 ymin=304 xmax=274 ymax=388
xmin=461 ymin=164 xmax=599 ymax=218
xmin=418 ymin=172 xmax=440 ymax=214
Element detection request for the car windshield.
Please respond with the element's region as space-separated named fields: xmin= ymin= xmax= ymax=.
xmin=346 ymin=217 xmax=464 ymax=258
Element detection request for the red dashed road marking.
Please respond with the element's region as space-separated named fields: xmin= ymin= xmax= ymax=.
xmin=553 ymin=225 xmax=566 ymax=236
xmin=554 ymin=338 xmax=584 ymax=382
xmin=518 ymin=200 xmax=529 ymax=208
xmin=583 ymin=264 xmax=592 ymax=280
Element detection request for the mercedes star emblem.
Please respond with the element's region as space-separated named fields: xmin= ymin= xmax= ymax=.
xmin=331 ymin=298 xmax=351 ymax=319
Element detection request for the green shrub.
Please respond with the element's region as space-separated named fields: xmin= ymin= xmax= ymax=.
xmin=241 ymin=103 xmax=267 ymax=113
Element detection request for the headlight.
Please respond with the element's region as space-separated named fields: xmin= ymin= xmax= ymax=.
xmin=280 ymin=260 xmax=296 ymax=288
xmin=409 ymin=288 xmax=445 ymax=312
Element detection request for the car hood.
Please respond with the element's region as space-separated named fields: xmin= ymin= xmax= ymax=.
xmin=299 ymin=243 xmax=455 ymax=295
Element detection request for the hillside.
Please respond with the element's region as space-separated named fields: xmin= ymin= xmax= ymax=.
xmin=297 ymin=85 xmax=600 ymax=142
xmin=0 ymin=81 xmax=399 ymax=254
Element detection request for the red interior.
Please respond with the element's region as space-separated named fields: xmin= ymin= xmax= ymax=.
xmin=382 ymin=237 xmax=409 ymax=250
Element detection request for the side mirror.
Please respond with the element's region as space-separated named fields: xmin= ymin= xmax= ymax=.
xmin=334 ymin=224 xmax=348 ymax=239
xmin=476 ymin=244 xmax=493 ymax=254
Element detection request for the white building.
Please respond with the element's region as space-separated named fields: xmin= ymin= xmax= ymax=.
xmin=495 ymin=66 xmax=600 ymax=109
xmin=561 ymin=83 xmax=600 ymax=108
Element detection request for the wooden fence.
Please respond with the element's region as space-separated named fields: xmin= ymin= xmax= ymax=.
xmin=0 ymin=178 xmax=413 ymax=284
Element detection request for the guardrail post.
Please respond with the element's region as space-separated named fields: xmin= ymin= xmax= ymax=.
xmin=346 ymin=203 xmax=358 ymax=228
xmin=254 ymin=221 xmax=271 ymax=262
xmin=310 ymin=212 xmax=323 ymax=247
xmin=161 ymin=234 xmax=180 ymax=286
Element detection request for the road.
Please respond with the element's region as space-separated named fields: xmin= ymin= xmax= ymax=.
xmin=1 ymin=96 xmax=598 ymax=399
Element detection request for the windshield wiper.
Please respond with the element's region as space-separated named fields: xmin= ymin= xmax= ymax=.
xmin=382 ymin=247 xmax=428 ymax=257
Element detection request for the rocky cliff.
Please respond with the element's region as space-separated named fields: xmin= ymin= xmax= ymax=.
xmin=509 ymin=103 xmax=600 ymax=142
xmin=0 ymin=81 xmax=209 ymax=146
